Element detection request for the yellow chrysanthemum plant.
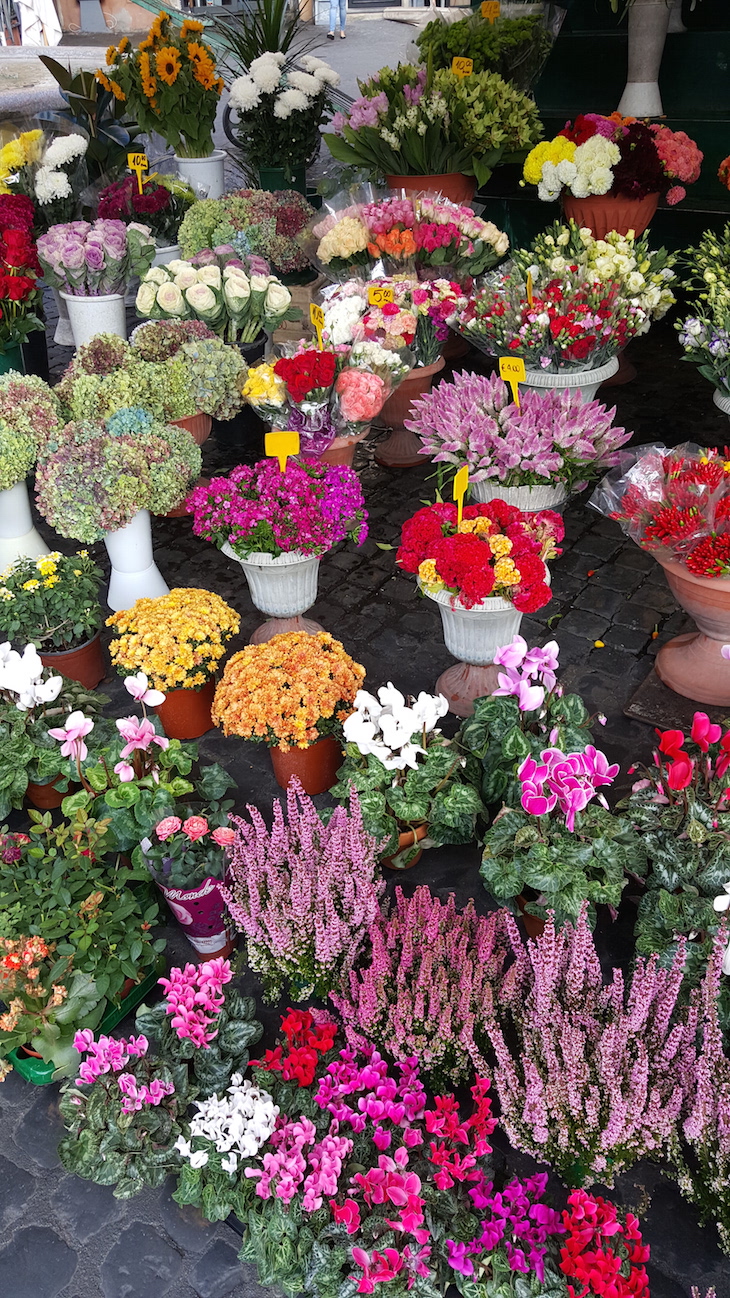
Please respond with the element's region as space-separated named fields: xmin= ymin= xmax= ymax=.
xmin=98 ymin=14 xmax=224 ymax=159
xmin=106 ymin=587 xmax=240 ymax=693
xmin=211 ymin=630 xmax=365 ymax=753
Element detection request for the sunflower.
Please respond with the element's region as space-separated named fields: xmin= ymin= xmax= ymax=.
xmin=138 ymin=36 xmax=153 ymax=52
xmin=96 ymin=69 xmax=114 ymax=93
xmin=156 ymin=45 xmax=181 ymax=86
xmin=180 ymin=18 xmax=204 ymax=37
xmin=110 ymin=80 xmax=126 ymax=102
xmin=106 ymin=44 xmax=118 ymax=66
xmin=117 ymin=35 xmax=130 ymax=52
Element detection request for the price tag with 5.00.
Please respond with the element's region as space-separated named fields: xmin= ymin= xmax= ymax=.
xmin=499 ymin=355 xmax=526 ymax=407
xmin=451 ymin=56 xmax=473 ymax=78
xmin=368 ymin=285 xmax=395 ymax=308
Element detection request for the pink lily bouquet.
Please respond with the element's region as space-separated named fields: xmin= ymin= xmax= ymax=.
xmin=37 ymin=219 xmax=156 ymax=296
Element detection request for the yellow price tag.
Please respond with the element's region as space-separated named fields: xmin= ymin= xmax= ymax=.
xmin=526 ymin=271 xmax=534 ymax=306
xmin=451 ymin=56 xmax=473 ymax=78
xmin=310 ymin=302 xmax=325 ymax=349
xmin=499 ymin=355 xmax=526 ymax=407
xmin=481 ymin=0 xmax=500 ymax=22
xmin=453 ymin=463 xmax=470 ymax=527
xmin=368 ymin=285 xmax=395 ymax=308
xmin=265 ymin=429 xmax=300 ymax=473
xmin=127 ymin=151 xmax=148 ymax=196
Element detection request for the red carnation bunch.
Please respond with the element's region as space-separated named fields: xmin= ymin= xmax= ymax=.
xmin=397 ymin=499 xmax=562 ymax=612
xmin=0 ymin=193 xmax=35 ymax=234
xmin=274 ymin=350 xmax=338 ymax=404
xmin=0 ymin=199 xmax=42 ymax=352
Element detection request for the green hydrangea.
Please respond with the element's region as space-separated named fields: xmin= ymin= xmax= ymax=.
xmin=181 ymin=338 xmax=246 ymax=421
xmin=0 ymin=372 xmax=60 ymax=464
xmin=0 ymin=416 xmax=36 ymax=491
xmin=178 ymin=200 xmax=226 ymax=259
xmin=58 ymin=356 xmax=197 ymax=426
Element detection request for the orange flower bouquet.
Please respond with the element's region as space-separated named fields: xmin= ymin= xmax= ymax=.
xmin=98 ymin=13 xmax=224 ymax=159
xmin=212 ymin=631 xmax=365 ymax=793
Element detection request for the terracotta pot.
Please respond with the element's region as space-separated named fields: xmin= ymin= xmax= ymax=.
xmin=655 ymin=558 xmax=730 ymax=705
xmin=562 ymin=192 xmax=660 ymax=240
xmin=269 ymin=735 xmax=343 ymax=796
xmin=375 ymin=357 xmax=446 ymax=467
xmin=154 ymin=677 xmax=216 ymax=740
xmin=385 ymin=173 xmax=477 ymax=204
xmin=442 ymin=330 xmax=470 ymax=364
xmin=40 ymin=631 xmax=105 ymax=690
xmin=166 ymin=477 xmax=210 ymax=519
xmin=517 ymin=893 xmax=545 ymax=939
xmin=315 ymin=428 xmax=369 ymax=468
xmin=26 ymin=775 xmax=67 ymax=809
xmin=170 ymin=412 xmax=213 ymax=447
xmin=381 ymin=824 xmax=428 ymax=871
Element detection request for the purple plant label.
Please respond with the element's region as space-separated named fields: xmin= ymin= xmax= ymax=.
xmin=158 ymin=877 xmax=231 ymax=954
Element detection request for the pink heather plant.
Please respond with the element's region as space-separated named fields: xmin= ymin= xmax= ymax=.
xmin=330 ymin=886 xmax=509 ymax=1087
xmin=220 ymin=780 xmax=384 ymax=1002
xmin=406 ymin=371 xmax=630 ymax=491
xmin=484 ymin=903 xmax=697 ymax=1184
xmin=158 ymin=957 xmax=233 ymax=1049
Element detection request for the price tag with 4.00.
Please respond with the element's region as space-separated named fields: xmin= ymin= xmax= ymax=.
xmin=481 ymin=1 xmax=500 ymax=23
xmin=499 ymin=355 xmax=526 ymax=407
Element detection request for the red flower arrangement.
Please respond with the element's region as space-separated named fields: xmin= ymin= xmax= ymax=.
xmin=274 ymin=350 xmax=337 ymax=404
xmin=258 ymin=1007 xmax=338 ymax=1087
xmin=0 ymin=195 xmax=42 ymax=353
xmin=97 ymin=173 xmax=193 ymax=246
xmin=557 ymin=113 xmax=702 ymax=206
xmin=592 ymin=442 xmax=730 ymax=578
xmin=559 ymin=1190 xmax=650 ymax=1298
xmin=397 ymin=499 xmax=563 ymax=612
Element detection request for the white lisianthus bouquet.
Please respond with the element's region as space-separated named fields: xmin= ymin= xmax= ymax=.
xmin=136 ymin=249 xmax=301 ymax=343
xmin=228 ymin=53 xmax=340 ymax=184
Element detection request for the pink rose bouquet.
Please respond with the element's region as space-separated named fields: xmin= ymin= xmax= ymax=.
xmin=334 ymin=366 xmax=389 ymax=434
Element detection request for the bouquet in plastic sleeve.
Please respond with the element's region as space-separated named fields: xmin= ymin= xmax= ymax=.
xmin=360 ymin=192 xmax=417 ymax=274
xmin=332 ymin=340 xmax=411 ymax=438
xmin=37 ymin=218 xmax=154 ymax=295
xmin=297 ymin=188 xmax=376 ymax=281
xmin=136 ymin=251 xmax=300 ymax=343
xmin=243 ymin=345 xmax=341 ymax=453
xmin=358 ymin=276 xmax=465 ymax=367
xmin=1 ymin=126 xmax=89 ymax=230
xmin=590 ymin=441 xmax=730 ymax=575
xmin=413 ymin=194 xmax=509 ymax=283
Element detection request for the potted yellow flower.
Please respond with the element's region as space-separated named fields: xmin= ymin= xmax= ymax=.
xmin=106 ymin=587 xmax=240 ymax=740
xmin=98 ymin=14 xmax=227 ymax=198
xmin=211 ymin=631 xmax=364 ymax=794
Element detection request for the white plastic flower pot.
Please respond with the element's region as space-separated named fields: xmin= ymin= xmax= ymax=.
xmin=0 ymin=480 xmax=50 ymax=568
xmin=425 ymin=586 xmax=524 ymax=665
xmin=152 ymin=243 xmax=182 ymax=268
xmin=103 ymin=509 xmax=169 ymax=612
xmin=174 ymin=151 xmax=226 ymax=201
xmin=522 ymin=358 xmax=619 ymax=403
xmin=713 ymin=389 xmax=730 ymax=419
xmin=60 ymin=291 xmax=127 ymax=349
xmin=50 ymin=287 xmax=74 ymax=347
xmin=222 ymin=545 xmax=323 ymax=643
xmin=470 ymin=480 xmax=569 ymax=512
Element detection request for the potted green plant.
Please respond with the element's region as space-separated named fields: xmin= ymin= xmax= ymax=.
xmin=0 ymin=550 xmax=105 ymax=688
xmin=0 ymin=641 xmax=103 ymax=812
xmin=329 ymin=683 xmax=483 ymax=868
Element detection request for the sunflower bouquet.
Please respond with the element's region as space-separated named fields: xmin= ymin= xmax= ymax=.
xmin=211 ymin=630 xmax=365 ymax=751
xmin=106 ymin=587 xmax=240 ymax=692
xmin=98 ymin=13 xmax=224 ymax=159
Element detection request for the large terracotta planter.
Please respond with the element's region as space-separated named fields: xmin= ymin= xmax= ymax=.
xmin=269 ymin=735 xmax=342 ymax=795
xmin=562 ymin=192 xmax=660 ymax=239
xmin=376 ymin=357 xmax=446 ymax=467
xmin=381 ymin=824 xmax=428 ymax=871
xmin=385 ymin=173 xmax=477 ymax=203
xmin=315 ymin=428 xmax=369 ymax=468
xmin=39 ymin=632 xmax=105 ymax=690
xmin=154 ymin=677 xmax=216 ymax=740
xmin=654 ymin=558 xmax=730 ymax=705
xmin=26 ymin=775 xmax=67 ymax=809
xmin=156 ymin=875 xmax=234 ymax=958
xmin=170 ymin=412 xmax=213 ymax=447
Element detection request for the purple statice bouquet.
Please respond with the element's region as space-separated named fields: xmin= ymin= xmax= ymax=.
xmin=220 ymin=780 xmax=384 ymax=1001
xmin=406 ymin=370 xmax=631 ymax=492
xmin=187 ymin=455 xmax=368 ymax=561
xmin=330 ymin=885 xmax=509 ymax=1088
xmin=37 ymin=219 xmax=155 ymax=296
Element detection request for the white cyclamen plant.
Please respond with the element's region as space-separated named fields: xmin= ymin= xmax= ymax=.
xmin=343 ymin=684 xmax=449 ymax=771
xmin=175 ymin=1076 xmax=279 ymax=1174
xmin=0 ymin=642 xmax=63 ymax=711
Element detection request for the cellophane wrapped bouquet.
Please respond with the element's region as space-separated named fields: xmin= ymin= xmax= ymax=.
xmin=590 ymin=442 xmax=730 ymax=577
xmin=321 ymin=276 xmax=465 ymax=368
xmin=412 ymin=193 xmax=509 ymax=282
xmin=135 ymin=248 xmax=298 ymax=343
xmin=298 ymin=188 xmax=378 ymax=281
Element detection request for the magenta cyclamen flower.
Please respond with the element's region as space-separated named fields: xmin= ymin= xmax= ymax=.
xmin=116 ymin=715 xmax=169 ymax=758
xmin=518 ymin=744 xmax=619 ymax=831
xmin=158 ymin=958 xmax=233 ymax=1048
xmin=73 ymin=1031 xmax=149 ymax=1086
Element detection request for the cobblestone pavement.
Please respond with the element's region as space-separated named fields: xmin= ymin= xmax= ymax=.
xmin=2 ymin=312 xmax=730 ymax=1296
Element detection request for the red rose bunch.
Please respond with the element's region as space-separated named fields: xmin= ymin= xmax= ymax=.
xmin=559 ymin=1190 xmax=650 ymax=1298
xmin=258 ymin=1007 xmax=338 ymax=1088
xmin=0 ymin=194 xmax=35 ymax=233
xmin=274 ymin=350 xmax=337 ymax=404
xmin=0 ymin=200 xmax=42 ymax=350
xmin=397 ymin=499 xmax=563 ymax=612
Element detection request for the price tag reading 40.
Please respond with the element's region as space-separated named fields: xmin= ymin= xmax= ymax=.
xmin=499 ymin=355 xmax=526 ymax=407
xmin=368 ymin=284 xmax=394 ymax=308
xmin=481 ymin=0 xmax=500 ymax=22
xmin=310 ymin=302 xmax=325 ymax=349
xmin=127 ymin=151 xmax=148 ymax=195
xmin=451 ymin=56 xmax=473 ymax=78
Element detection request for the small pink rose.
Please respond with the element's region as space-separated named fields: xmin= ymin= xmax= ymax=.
xmin=156 ymin=816 xmax=182 ymax=841
xmin=182 ymin=815 xmax=209 ymax=842
xmin=211 ymin=826 xmax=235 ymax=848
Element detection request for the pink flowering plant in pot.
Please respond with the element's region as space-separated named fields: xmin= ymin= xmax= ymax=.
xmin=135 ymin=809 xmax=237 ymax=959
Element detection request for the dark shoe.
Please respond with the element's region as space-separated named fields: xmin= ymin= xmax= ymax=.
xmin=339 ymin=30 xmax=345 ymax=37
xmin=327 ymin=30 xmax=335 ymax=38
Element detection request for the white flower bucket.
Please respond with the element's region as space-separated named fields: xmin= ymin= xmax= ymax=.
xmin=424 ymin=585 xmax=524 ymax=665
xmin=152 ymin=243 xmax=182 ymax=268
xmin=104 ymin=509 xmax=169 ymax=612
xmin=0 ymin=480 xmax=50 ymax=568
xmin=222 ymin=545 xmax=320 ymax=617
xmin=470 ymin=480 xmax=569 ymax=511
xmin=50 ymin=288 xmax=74 ymax=347
xmin=60 ymin=291 xmax=127 ymax=350
xmin=174 ymin=151 xmax=226 ymax=201
xmin=522 ymin=357 xmax=619 ymax=403
xmin=713 ymin=389 xmax=730 ymax=419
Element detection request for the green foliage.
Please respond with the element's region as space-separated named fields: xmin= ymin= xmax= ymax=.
xmin=454 ymin=1256 xmax=566 ymax=1298
xmin=481 ymin=803 xmax=646 ymax=928
xmin=213 ymin=0 xmax=318 ymax=74
xmin=416 ymin=14 xmax=552 ymax=91
xmin=0 ymin=550 xmax=103 ymax=652
xmin=0 ymin=679 xmax=105 ymax=818
xmin=135 ymin=984 xmax=262 ymax=1098
xmin=38 ymin=59 xmax=143 ymax=184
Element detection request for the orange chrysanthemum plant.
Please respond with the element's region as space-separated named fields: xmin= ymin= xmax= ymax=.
xmin=97 ymin=13 xmax=224 ymax=159
xmin=106 ymin=588 xmax=240 ymax=693
xmin=212 ymin=631 xmax=365 ymax=752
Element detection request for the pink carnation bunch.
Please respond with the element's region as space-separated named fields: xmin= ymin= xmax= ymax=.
xmin=651 ymin=125 xmax=703 ymax=205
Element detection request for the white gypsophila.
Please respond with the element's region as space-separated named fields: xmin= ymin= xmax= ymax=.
xmin=34 ymin=167 xmax=72 ymax=204
xmin=43 ymin=133 xmax=88 ymax=169
xmin=249 ymin=51 xmax=285 ymax=94
xmin=273 ymin=88 xmax=309 ymax=119
xmin=324 ymin=295 xmax=367 ymax=346
xmin=229 ymin=75 xmax=261 ymax=113
xmin=286 ymin=70 xmax=322 ymax=98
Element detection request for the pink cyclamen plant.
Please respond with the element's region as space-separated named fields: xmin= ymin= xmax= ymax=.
xmin=158 ymin=957 xmax=233 ymax=1049
xmin=518 ymin=745 xmax=619 ymax=831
